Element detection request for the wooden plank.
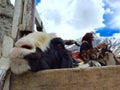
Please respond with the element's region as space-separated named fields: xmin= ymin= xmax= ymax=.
xmin=3 ymin=70 xmax=11 ymax=90
xmin=35 ymin=9 xmax=45 ymax=32
xmin=0 ymin=70 xmax=7 ymax=90
xmin=0 ymin=59 xmax=11 ymax=90
xmin=12 ymin=0 xmax=36 ymax=40
xmin=10 ymin=65 xmax=120 ymax=90
xmin=11 ymin=0 xmax=23 ymax=40
xmin=2 ymin=35 xmax=13 ymax=57
xmin=22 ymin=0 xmax=36 ymax=32
xmin=0 ymin=69 xmax=11 ymax=90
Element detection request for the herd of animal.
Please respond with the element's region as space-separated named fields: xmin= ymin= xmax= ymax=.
xmin=9 ymin=32 xmax=119 ymax=75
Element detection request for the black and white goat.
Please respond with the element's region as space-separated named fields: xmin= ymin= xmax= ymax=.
xmin=9 ymin=32 xmax=73 ymax=74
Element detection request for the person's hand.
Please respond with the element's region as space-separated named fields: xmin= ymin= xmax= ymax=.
xmin=95 ymin=44 xmax=103 ymax=49
xmin=96 ymin=43 xmax=107 ymax=49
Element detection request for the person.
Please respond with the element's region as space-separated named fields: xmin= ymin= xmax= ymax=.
xmin=78 ymin=32 xmax=102 ymax=62
xmin=72 ymin=50 xmax=83 ymax=63
xmin=97 ymin=43 xmax=108 ymax=66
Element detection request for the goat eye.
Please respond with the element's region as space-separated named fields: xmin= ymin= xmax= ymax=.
xmin=21 ymin=45 xmax=32 ymax=49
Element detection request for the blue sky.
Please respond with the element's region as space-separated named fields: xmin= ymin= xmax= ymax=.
xmin=95 ymin=0 xmax=120 ymax=37
xmin=11 ymin=0 xmax=120 ymax=40
xmin=36 ymin=0 xmax=41 ymax=4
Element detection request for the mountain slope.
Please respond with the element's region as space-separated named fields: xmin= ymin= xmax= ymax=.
xmin=66 ymin=36 xmax=120 ymax=57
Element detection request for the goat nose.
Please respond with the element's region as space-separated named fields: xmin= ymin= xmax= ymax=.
xmin=16 ymin=43 xmax=34 ymax=50
xmin=20 ymin=44 xmax=33 ymax=49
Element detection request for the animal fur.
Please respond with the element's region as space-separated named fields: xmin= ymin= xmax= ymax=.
xmin=9 ymin=32 xmax=72 ymax=74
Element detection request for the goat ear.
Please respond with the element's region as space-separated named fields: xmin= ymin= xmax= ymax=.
xmin=51 ymin=37 xmax=65 ymax=49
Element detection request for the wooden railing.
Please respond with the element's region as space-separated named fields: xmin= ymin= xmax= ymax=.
xmin=10 ymin=65 xmax=120 ymax=90
xmin=0 ymin=0 xmax=44 ymax=89
xmin=12 ymin=0 xmax=45 ymax=41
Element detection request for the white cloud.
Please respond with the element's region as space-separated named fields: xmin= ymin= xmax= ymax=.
xmin=106 ymin=0 xmax=120 ymax=9
xmin=10 ymin=0 xmax=120 ymax=39
xmin=109 ymin=12 xmax=120 ymax=29
xmin=10 ymin=0 xmax=15 ymax=5
xmin=36 ymin=0 xmax=105 ymax=39
xmin=105 ymin=0 xmax=120 ymax=29
xmin=105 ymin=8 xmax=114 ymax=14
xmin=113 ymin=33 xmax=120 ymax=38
